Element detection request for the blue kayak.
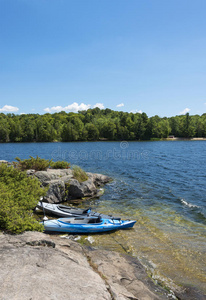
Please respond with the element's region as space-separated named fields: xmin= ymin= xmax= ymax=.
xmin=42 ymin=216 xmax=136 ymax=233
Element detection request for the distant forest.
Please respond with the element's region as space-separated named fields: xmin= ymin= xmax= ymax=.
xmin=0 ymin=108 xmax=206 ymax=142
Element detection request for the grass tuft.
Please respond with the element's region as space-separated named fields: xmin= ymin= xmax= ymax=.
xmin=72 ymin=165 xmax=88 ymax=182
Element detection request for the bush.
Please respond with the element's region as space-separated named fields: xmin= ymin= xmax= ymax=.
xmin=14 ymin=156 xmax=52 ymax=171
xmin=72 ymin=165 xmax=88 ymax=182
xmin=0 ymin=164 xmax=47 ymax=234
xmin=50 ymin=160 xmax=70 ymax=169
xmin=14 ymin=156 xmax=70 ymax=171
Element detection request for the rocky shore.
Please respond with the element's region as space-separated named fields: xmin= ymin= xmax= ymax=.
xmin=27 ymin=168 xmax=111 ymax=203
xmin=0 ymin=232 xmax=172 ymax=300
xmin=1 ymin=232 xmax=204 ymax=300
xmin=0 ymin=160 xmax=111 ymax=203
xmin=1 ymin=162 xmax=205 ymax=299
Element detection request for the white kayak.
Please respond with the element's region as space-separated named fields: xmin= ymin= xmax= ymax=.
xmin=37 ymin=201 xmax=120 ymax=220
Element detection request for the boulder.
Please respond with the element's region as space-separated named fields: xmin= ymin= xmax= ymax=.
xmin=43 ymin=179 xmax=65 ymax=203
xmin=80 ymin=178 xmax=98 ymax=198
xmin=87 ymin=172 xmax=112 ymax=186
xmin=66 ymin=178 xmax=97 ymax=199
xmin=65 ymin=178 xmax=84 ymax=198
xmin=34 ymin=170 xmax=60 ymax=185
xmin=34 ymin=169 xmax=73 ymax=185
xmin=46 ymin=168 xmax=73 ymax=177
xmin=29 ymin=168 xmax=111 ymax=203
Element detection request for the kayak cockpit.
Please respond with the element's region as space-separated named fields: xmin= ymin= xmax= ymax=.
xmin=57 ymin=205 xmax=91 ymax=215
xmin=58 ymin=216 xmax=102 ymax=225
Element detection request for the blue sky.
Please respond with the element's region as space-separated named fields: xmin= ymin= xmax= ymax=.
xmin=0 ymin=0 xmax=206 ymax=117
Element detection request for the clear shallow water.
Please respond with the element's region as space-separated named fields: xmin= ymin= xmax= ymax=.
xmin=0 ymin=141 xmax=206 ymax=293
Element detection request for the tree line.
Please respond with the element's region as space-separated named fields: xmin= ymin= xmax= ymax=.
xmin=0 ymin=108 xmax=206 ymax=142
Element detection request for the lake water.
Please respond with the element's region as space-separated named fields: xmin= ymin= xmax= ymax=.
xmin=0 ymin=141 xmax=206 ymax=293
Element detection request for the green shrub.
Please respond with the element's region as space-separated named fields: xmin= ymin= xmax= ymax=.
xmin=50 ymin=160 xmax=70 ymax=169
xmin=0 ymin=164 xmax=47 ymax=234
xmin=72 ymin=165 xmax=88 ymax=182
xmin=14 ymin=156 xmax=70 ymax=171
xmin=14 ymin=156 xmax=52 ymax=171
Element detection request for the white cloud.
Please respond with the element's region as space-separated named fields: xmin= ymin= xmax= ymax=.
xmin=93 ymin=103 xmax=104 ymax=109
xmin=44 ymin=102 xmax=105 ymax=113
xmin=0 ymin=105 xmax=19 ymax=112
xmin=130 ymin=109 xmax=142 ymax=114
xmin=44 ymin=106 xmax=63 ymax=113
xmin=116 ymin=103 xmax=124 ymax=108
xmin=44 ymin=107 xmax=52 ymax=113
xmin=44 ymin=102 xmax=91 ymax=113
xmin=179 ymin=108 xmax=191 ymax=115
xmin=65 ymin=102 xmax=91 ymax=112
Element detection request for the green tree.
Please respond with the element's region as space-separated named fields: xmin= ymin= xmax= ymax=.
xmin=116 ymin=124 xmax=130 ymax=140
xmin=182 ymin=113 xmax=195 ymax=138
xmin=133 ymin=114 xmax=147 ymax=140
xmin=67 ymin=115 xmax=84 ymax=139
xmin=100 ymin=120 xmax=116 ymax=140
xmin=20 ymin=116 xmax=35 ymax=142
xmin=169 ymin=117 xmax=180 ymax=137
xmin=35 ymin=117 xmax=55 ymax=142
xmin=159 ymin=118 xmax=171 ymax=138
xmin=81 ymin=127 xmax=88 ymax=141
xmin=61 ymin=123 xmax=79 ymax=141
xmin=0 ymin=117 xmax=10 ymax=142
xmin=9 ymin=118 xmax=23 ymax=142
xmin=85 ymin=123 xmax=99 ymax=140
xmin=201 ymin=114 xmax=206 ymax=137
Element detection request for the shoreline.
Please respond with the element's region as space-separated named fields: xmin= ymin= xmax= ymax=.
xmin=0 ymin=137 xmax=206 ymax=144
xmin=1 ymin=156 xmax=205 ymax=298
xmin=0 ymin=231 xmax=204 ymax=300
xmin=164 ymin=137 xmax=206 ymax=141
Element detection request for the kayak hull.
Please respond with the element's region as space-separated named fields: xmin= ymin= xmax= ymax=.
xmin=42 ymin=218 xmax=136 ymax=234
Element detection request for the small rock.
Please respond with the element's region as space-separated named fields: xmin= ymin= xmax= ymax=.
xmin=0 ymin=160 xmax=8 ymax=164
xmin=26 ymin=169 xmax=35 ymax=176
xmin=86 ymin=236 xmax=95 ymax=244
